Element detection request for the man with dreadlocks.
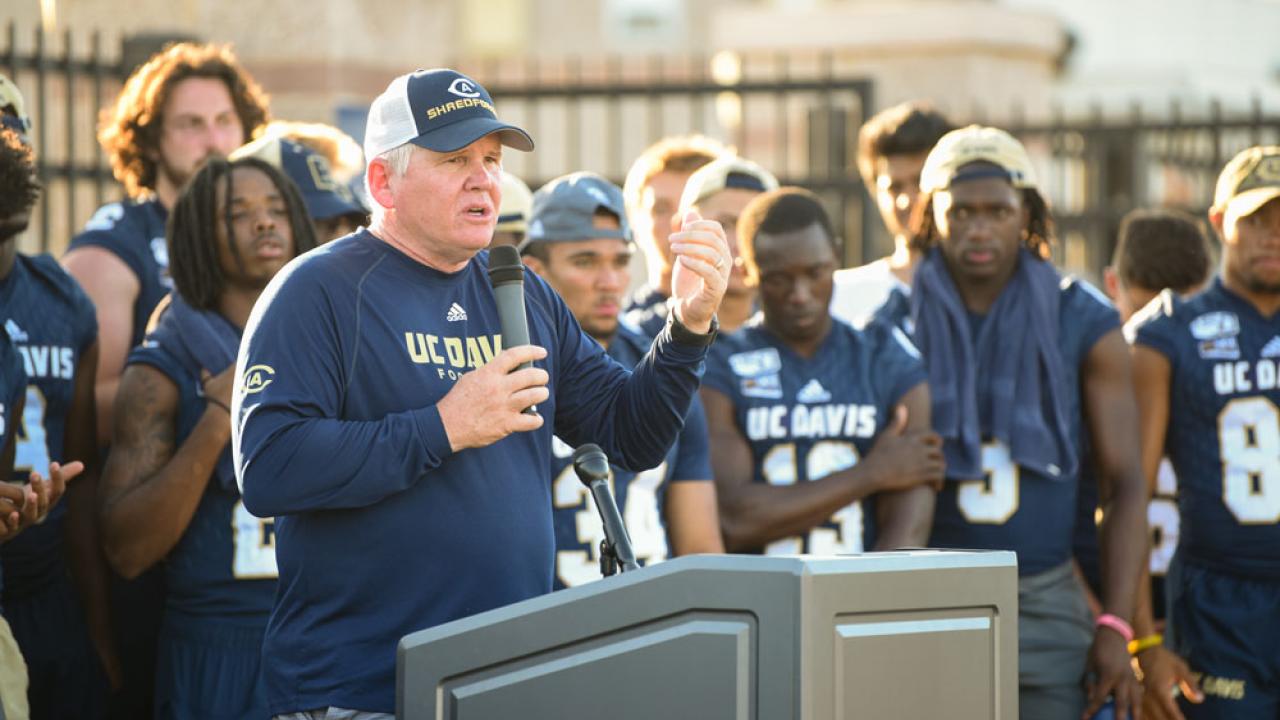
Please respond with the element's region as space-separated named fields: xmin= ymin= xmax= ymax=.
xmin=61 ymin=45 xmax=271 ymax=718
xmin=875 ymin=126 xmax=1148 ymax=720
xmin=0 ymin=127 xmax=102 ymax=717
xmin=98 ymin=156 xmax=316 ymax=718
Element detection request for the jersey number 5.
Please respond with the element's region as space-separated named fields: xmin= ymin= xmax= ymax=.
xmin=1218 ymin=397 xmax=1280 ymax=524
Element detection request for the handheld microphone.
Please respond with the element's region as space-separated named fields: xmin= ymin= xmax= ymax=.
xmin=487 ymin=245 xmax=536 ymax=414
xmin=572 ymin=444 xmax=640 ymax=574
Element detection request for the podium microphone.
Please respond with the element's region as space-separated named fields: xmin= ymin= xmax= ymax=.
xmin=487 ymin=245 xmax=536 ymax=414
xmin=572 ymin=444 xmax=640 ymax=574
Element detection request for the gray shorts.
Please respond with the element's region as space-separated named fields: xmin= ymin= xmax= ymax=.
xmin=1017 ymin=561 xmax=1094 ymax=719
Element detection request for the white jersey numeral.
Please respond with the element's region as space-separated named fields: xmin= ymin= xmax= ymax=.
xmin=231 ymin=500 xmax=278 ymax=579
xmin=1217 ymin=397 xmax=1280 ymax=524
xmin=552 ymin=458 xmax=670 ymax=588
xmin=761 ymin=440 xmax=863 ymax=555
xmin=14 ymin=386 xmax=50 ymax=480
xmin=956 ymin=441 xmax=1020 ymax=524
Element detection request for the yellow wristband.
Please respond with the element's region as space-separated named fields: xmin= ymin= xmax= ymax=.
xmin=1128 ymin=634 xmax=1162 ymax=655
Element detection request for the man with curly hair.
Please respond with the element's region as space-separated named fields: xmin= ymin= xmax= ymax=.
xmin=63 ymin=42 xmax=270 ymax=445
xmin=59 ymin=42 xmax=269 ymax=720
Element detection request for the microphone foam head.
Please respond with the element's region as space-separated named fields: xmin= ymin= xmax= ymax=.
xmin=572 ymin=443 xmax=610 ymax=487
xmin=487 ymin=244 xmax=524 ymax=286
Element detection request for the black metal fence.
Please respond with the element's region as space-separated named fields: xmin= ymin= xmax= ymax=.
xmin=463 ymin=53 xmax=878 ymax=267
xmin=2 ymin=23 xmax=129 ymax=256
xmin=6 ymin=23 xmax=1280 ymax=278
xmin=1008 ymin=102 xmax=1280 ymax=276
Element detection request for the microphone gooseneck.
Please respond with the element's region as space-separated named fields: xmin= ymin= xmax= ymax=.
xmin=573 ymin=444 xmax=640 ymax=574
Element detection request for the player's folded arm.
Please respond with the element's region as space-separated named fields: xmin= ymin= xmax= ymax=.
xmin=871 ymin=381 xmax=937 ymax=550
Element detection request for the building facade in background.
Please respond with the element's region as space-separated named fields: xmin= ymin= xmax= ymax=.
xmin=4 ymin=0 xmax=1279 ymax=277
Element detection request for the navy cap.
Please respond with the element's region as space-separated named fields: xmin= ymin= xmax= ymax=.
xmin=231 ymin=136 xmax=367 ymax=221
xmin=522 ymin=172 xmax=630 ymax=249
xmin=364 ymin=69 xmax=534 ymax=159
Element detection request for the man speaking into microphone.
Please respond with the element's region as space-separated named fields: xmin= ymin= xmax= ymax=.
xmin=231 ymin=69 xmax=731 ymax=719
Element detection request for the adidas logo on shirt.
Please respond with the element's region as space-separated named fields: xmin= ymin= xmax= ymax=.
xmin=796 ymin=379 xmax=832 ymax=404
xmin=446 ymin=303 xmax=468 ymax=322
xmin=3 ymin=319 xmax=27 ymax=342
xmin=1262 ymin=335 xmax=1280 ymax=358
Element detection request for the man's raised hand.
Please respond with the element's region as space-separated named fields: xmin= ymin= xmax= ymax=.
xmin=669 ymin=209 xmax=731 ymax=334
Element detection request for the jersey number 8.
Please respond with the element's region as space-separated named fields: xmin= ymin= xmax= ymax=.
xmin=1218 ymin=397 xmax=1280 ymax=524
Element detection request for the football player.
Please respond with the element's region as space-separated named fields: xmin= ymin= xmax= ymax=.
xmin=63 ymin=42 xmax=270 ymax=444
xmin=99 ymin=156 xmax=315 ymax=717
xmin=1074 ymin=209 xmax=1211 ymax=614
xmin=830 ymin=102 xmax=952 ymax=327
xmin=1 ymin=127 xmax=106 ymax=717
xmin=1130 ymin=145 xmax=1280 ymax=719
xmin=702 ymin=187 xmax=943 ymax=557
xmin=881 ymin=126 xmax=1147 ymax=719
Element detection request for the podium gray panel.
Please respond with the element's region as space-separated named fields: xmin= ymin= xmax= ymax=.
xmin=449 ymin=614 xmax=752 ymax=718
xmin=399 ymin=550 xmax=1017 ymax=720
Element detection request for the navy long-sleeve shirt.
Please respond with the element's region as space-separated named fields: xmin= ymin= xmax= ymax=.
xmin=231 ymin=229 xmax=707 ymax=714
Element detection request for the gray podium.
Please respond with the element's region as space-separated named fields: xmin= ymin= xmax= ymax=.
xmin=398 ymin=550 xmax=1018 ymax=719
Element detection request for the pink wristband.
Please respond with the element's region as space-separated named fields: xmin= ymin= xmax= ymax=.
xmin=1095 ymin=613 xmax=1134 ymax=643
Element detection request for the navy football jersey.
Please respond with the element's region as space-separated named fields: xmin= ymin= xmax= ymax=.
xmin=882 ymin=277 xmax=1119 ymax=575
xmin=1131 ymin=279 xmax=1280 ymax=578
xmin=1 ymin=254 xmax=97 ymax=597
xmin=68 ymin=198 xmax=170 ymax=347
xmin=552 ymin=325 xmax=713 ymax=588
xmin=128 ymin=340 xmax=275 ymax=623
xmin=621 ymin=284 xmax=669 ymax=340
xmin=703 ymin=315 xmax=926 ymax=554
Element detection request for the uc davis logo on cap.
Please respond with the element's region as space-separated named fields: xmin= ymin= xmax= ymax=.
xmin=448 ymin=78 xmax=481 ymax=98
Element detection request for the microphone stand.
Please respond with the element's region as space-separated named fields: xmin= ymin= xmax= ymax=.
xmin=572 ymin=443 xmax=640 ymax=577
